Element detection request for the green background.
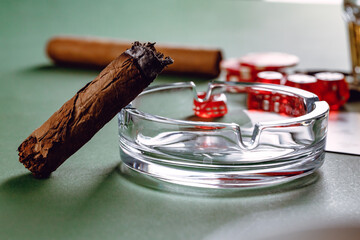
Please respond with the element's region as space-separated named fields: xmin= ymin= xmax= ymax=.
xmin=1 ymin=1 xmax=359 ymax=239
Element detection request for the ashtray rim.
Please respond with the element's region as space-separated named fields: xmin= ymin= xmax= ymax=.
xmin=125 ymin=80 xmax=328 ymax=125
xmin=122 ymin=81 xmax=329 ymax=150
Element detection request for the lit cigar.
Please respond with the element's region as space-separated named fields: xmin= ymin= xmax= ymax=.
xmin=18 ymin=42 xmax=173 ymax=178
xmin=47 ymin=36 xmax=222 ymax=78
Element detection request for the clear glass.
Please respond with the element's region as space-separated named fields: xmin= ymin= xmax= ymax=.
xmin=344 ymin=0 xmax=360 ymax=90
xmin=118 ymin=81 xmax=329 ymax=190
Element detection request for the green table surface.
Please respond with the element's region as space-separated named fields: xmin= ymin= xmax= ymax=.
xmin=1 ymin=1 xmax=360 ymax=239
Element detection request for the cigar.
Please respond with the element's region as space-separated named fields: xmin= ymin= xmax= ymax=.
xmin=18 ymin=42 xmax=173 ymax=178
xmin=46 ymin=36 xmax=222 ymax=78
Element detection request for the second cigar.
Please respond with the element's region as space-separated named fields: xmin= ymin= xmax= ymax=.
xmin=47 ymin=36 xmax=223 ymax=78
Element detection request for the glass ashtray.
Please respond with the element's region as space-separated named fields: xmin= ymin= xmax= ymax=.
xmin=118 ymin=81 xmax=329 ymax=190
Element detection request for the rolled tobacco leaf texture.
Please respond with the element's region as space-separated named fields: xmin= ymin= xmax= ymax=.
xmin=18 ymin=42 xmax=173 ymax=178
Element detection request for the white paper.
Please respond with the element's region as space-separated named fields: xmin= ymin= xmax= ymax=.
xmin=326 ymin=112 xmax=360 ymax=155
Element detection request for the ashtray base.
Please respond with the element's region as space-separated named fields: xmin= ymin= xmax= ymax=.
xmin=118 ymin=141 xmax=325 ymax=190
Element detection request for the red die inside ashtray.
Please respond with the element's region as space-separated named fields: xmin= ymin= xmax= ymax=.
xmin=193 ymin=92 xmax=228 ymax=118
xmin=247 ymin=90 xmax=306 ymax=117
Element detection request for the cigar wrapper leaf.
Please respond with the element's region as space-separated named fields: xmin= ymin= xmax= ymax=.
xmin=47 ymin=36 xmax=222 ymax=78
xmin=18 ymin=42 xmax=173 ymax=178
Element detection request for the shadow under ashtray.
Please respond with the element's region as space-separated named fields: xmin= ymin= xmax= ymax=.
xmin=261 ymin=225 xmax=360 ymax=240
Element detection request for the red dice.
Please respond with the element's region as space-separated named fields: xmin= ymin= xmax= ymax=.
xmin=193 ymin=92 xmax=228 ymax=118
xmin=221 ymin=59 xmax=249 ymax=93
xmin=285 ymin=74 xmax=321 ymax=98
xmin=247 ymin=90 xmax=306 ymax=117
xmin=278 ymin=95 xmax=306 ymax=117
xmin=315 ymin=72 xmax=349 ymax=110
xmin=240 ymin=52 xmax=299 ymax=82
xmin=240 ymin=52 xmax=299 ymax=71
xmin=221 ymin=53 xmax=299 ymax=93
xmin=256 ymin=71 xmax=284 ymax=84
